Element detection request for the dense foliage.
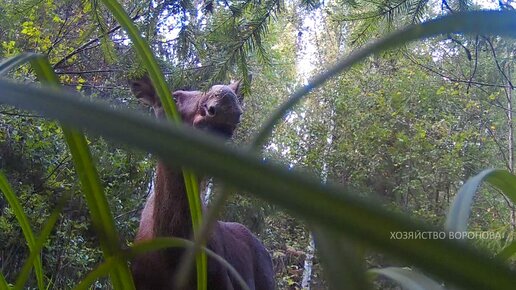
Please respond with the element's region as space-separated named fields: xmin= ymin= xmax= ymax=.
xmin=1 ymin=0 xmax=516 ymax=289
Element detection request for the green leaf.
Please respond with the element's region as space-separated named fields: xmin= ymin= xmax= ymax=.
xmin=369 ymin=267 xmax=445 ymax=290
xmin=445 ymin=169 xmax=516 ymax=232
xmin=97 ymin=1 xmax=207 ymax=288
xmin=0 ymin=172 xmax=45 ymax=290
xmin=0 ymin=79 xmax=515 ymax=289
xmin=253 ymin=10 xmax=516 ymax=147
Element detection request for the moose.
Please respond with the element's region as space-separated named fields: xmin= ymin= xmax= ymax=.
xmin=129 ymin=76 xmax=275 ymax=290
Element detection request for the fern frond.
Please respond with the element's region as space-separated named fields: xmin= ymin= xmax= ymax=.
xmin=338 ymin=0 xmax=435 ymax=45
xmin=204 ymin=0 xmax=278 ymax=83
xmin=409 ymin=0 xmax=429 ymax=23
xmin=300 ymin=0 xmax=324 ymax=10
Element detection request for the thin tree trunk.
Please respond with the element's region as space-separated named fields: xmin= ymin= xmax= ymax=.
xmin=301 ymin=233 xmax=316 ymax=289
xmin=301 ymin=92 xmax=336 ymax=289
xmin=508 ymin=70 xmax=513 ymax=174
xmin=203 ymin=178 xmax=214 ymax=204
xmin=296 ymin=10 xmax=315 ymax=289
xmin=296 ymin=9 xmax=338 ymax=288
xmin=506 ymin=64 xmax=516 ymax=230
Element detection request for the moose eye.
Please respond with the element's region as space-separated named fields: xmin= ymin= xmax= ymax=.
xmin=172 ymin=96 xmax=182 ymax=106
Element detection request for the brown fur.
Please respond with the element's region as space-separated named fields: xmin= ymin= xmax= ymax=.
xmin=129 ymin=77 xmax=275 ymax=290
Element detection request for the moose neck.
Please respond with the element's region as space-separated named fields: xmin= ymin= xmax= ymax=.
xmin=152 ymin=161 xmax=198 ymax=238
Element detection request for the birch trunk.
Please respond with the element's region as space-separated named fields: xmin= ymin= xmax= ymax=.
xmin=301 ymin=93 xmax=335 ymax=289
xmin=506 ymin=64 xmax=516 ymax=229
xmin=301 ymin=234 xmax=316 ymax=289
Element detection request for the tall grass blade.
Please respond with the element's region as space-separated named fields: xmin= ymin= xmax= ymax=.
xmin=0 ymin=53 xmax=41 ymax=75
xmin=75 ymin=237 xmax=250 ymax=290
xmin=175 ymin=185 xmax=233 ymax=289
xmin=14 ymin=197 xmax=67 ymax=290
xmin=498 ymin=241 xmax=516 ymax=261
xmin=1 ymin=79 xmax=516 ymax=289
xmin=369 ymin=267 xmax=445 ymax=290
xmin=130 ymin=238 xmax=250 ymax=290
xmin=73 ymin=258 xmax=115 ymax=290
xmin=445 ymin=169 xmax=516 ymax=232
xmin=252 ymin=11 xmax=516 ymax=147
xmin=0 ymin=273 xmax=8 ymax=290
xmin=98 ymin=1 xmax=207 ymax=287
xmin=30 ymin=57 xmax=134 ymax=290
xmin=179 ymin=169 xmax=207 ymax=288
xmin=0 ymin=172 xmax=45 ymax=290
xmin=98 ymin=0 xmax=179 ymax=121
xmin=483 ymin=170 xmax=516 ymax=202
xmin=314 ymin=228 xmax=370 ymax=290
xmin=445 ymin=169 xmax=496 ymax=232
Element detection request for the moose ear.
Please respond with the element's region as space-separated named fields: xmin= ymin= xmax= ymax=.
xmin=129 ymin=76 xmax=160 ymax=107
xmin=172 ymin=90 xmax=201 ymax=106
xmin=228 ymin=80 xmax=244 ymax=102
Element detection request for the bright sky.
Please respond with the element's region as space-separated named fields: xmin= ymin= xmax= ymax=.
xmin=156 ymin=0 xmax=503 ymax=82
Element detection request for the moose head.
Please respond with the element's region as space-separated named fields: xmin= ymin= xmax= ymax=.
xmin=129 ymin=76 xmax=275 ymax=290
xmin=130 ymin=76 xmax=244 ymax=138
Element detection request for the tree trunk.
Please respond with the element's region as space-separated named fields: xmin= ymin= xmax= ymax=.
xmin=203 ymin=178 xmax=214 ymax=204
xmin=506 ymin=64 xmax=516 ymax=230
xmin=301 ymin=233 xmax=316 ymax=289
